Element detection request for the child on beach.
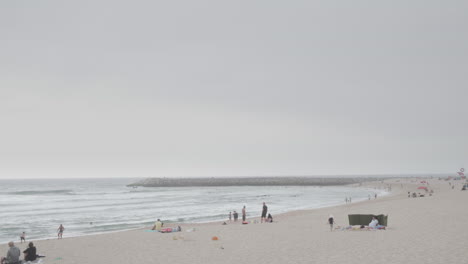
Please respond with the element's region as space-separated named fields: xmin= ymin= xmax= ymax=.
xmin=267 ymin=213 xmax=273 ymax=223
xmin=20 ymin=232 xmax=25 ymax=243
xmin=328 ymin=215 xmax=335 ymax=231
xmin=57 ymin=224 xmax=65 ymax=239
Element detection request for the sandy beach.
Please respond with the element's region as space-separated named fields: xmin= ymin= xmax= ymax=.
xmin=2 ymin=178 xmax=467 ymax=264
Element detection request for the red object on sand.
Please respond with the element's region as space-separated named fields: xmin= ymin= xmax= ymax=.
xmin=417 ymin=186 xmax=428 ymax=190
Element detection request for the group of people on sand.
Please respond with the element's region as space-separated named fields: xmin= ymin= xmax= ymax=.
xmin=1 ymin=224 xmax=65 ymax=264
xmin=1 ymin=241 xmax=39 ymax=264
xmin=227 ymin=202 xmax=273 ymax=224
xmin=1 ymin=225 xmax=64 ymax=264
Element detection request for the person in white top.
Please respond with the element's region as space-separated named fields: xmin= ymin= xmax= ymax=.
xmin=369 ymin=217 xmax=379 ymax=228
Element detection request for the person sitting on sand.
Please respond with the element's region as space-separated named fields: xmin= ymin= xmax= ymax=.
xmin=152 ymin=219 xmax=163 ymax=231
xmin=369 ymin=217 xmax=379 ymax=229
xmin=1 ymin=241 xmax=21 ymax=264
xmin=267 ymin=213 xmax=273 ymax=223
xmin=23 ymin=242 xmax=37 ymax=262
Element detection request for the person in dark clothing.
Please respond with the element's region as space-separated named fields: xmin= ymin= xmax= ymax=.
xmin=261 ymin=202 xmax=268 ymax=223
xmin=242 ymin=206 xmax=246 ymax=222
xmin=23 ymin=242 xmax=37 ymax=262
xmin=328 ymin=215 xmax=335 ymax=231
xmin=267 ymin=213 xmax=273 ymax=223
xmin=233 ymin=211 xmax=238 ymax=222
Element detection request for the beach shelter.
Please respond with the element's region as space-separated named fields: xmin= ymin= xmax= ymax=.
xmin=348 ymin=214 xmax=388 ymax=226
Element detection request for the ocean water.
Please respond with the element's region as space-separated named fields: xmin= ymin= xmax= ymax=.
xmin=0 ymin=178 xmax=388 ymax=243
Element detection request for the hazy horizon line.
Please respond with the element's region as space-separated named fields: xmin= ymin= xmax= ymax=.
xmin=0 ymin=172 xmax=458 ymax=180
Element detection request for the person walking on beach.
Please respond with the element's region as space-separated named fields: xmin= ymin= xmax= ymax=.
xmin=1 ymin=241 xmax=20 ymax=264
xmin=328 ymin=215 xmax=335 ymax=231
xmin=229 ymin=211 xmax=232 ymax=222
xmin=233 ymin=211 xmax=238 ymax=222
xmin=242 ymin=206 xmax=246 ymax=222
xmin=20 ymin=232 xmax=25 ymax=243
xmin=57 ymin=224 xmax=65 ymax=239
xmin=261 ymin=202 xmax=268 ymax=223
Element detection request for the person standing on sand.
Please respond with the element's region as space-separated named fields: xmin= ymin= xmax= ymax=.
xmin=57 ymin=224 xmax=65 ymax=239
xmin=328 ymin=215 xmax=335 ymax=231
xmin=20 ymin=232 xmax=25 ymax=243
xmin=229 ymin=212 xmax=232 ymax=222
xmin=242 ymin=206 xmax=246 ymax=222
xmin=233 ymin=211 xmax=238 ymax=222
xmin=261 ymin=202 xmax=268 ymax=223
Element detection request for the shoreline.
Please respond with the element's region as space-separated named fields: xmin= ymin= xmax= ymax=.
xmin=2 ymin=178 xmax=465 ymax=264
xmin=0 ymin=180 xmax=393 ymax=246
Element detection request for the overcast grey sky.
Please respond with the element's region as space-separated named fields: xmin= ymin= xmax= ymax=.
xmin=1 ymin=0 xmax=467 ymax=178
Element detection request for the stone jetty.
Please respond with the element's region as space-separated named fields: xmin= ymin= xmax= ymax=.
xmin=127 ymin=176 xmax=381 ymax=187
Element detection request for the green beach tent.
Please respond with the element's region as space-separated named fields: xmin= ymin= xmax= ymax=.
xmin=348 ymin=214 xmax=388 ymax=226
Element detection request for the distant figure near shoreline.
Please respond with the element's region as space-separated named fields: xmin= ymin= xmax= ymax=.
xmin=261 ymin=202 xmax=268 ymax=223
xmin=242 ymin=206 xmax=246 ymax=222
xmin=328 ymin=215 xmax=335 ymax=231
xmin=57 ymin=224 xmax=65 ymax=239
